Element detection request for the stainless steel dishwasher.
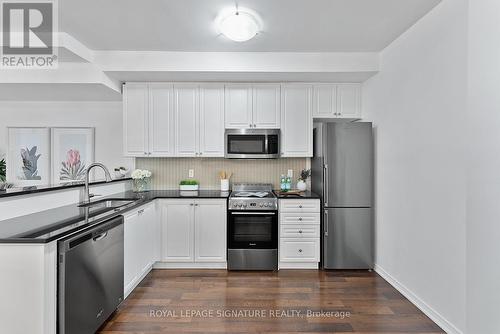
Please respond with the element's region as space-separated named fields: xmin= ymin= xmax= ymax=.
xmin=58 ymin=215 xmax=124 ymax=334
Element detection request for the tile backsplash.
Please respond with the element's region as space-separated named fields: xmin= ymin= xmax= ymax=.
xmin=136 ymin=158 xmax=309 ymax=190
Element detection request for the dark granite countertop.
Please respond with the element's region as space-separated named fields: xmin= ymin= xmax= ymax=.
xmin=0 ymin=189 xmax=230 ymax=244
xmin=0 ymin=177 xmax=132 ymax=198
xmin=273 ymin=190 xmax=320 ymax=199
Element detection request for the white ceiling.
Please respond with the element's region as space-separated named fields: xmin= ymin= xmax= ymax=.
xmin=60 ymin=0 xmax=441 ymax=52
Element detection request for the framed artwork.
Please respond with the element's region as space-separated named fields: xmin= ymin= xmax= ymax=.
xmin=7 ymin=127 xmax=51 ymax=186
xmin=51 ymin=128 xmax=95 ymax=183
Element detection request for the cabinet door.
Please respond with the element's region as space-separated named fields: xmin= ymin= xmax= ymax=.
xmin=194 ymin=200 xmax=227 ymax=262
xmin=149 ymin=84 xmax=175 ymax=156
xmin=124 ymin=211 xmax=140 ymax=295
xmin=199 ymin=84 xmax=225 ymax=157
xmin=280 ymin=84 xmax=313 ymax=157
xmin=252 ymin=84 xmax=281 ymax=128
xmin=138 ymin=204 xmax=155 ymax=272
xmin=313 ymin=84 xmax=337 ymax=118
xmin=123 ymin=83 xmax=148 ymax=156
xmin=337 ymin=84 xmax=361 ymax=118
xmin=174 ymin=84 xmax=199 ymax=156
xmin=224 ymin=84 xmax=252 ymax=128
xmin=161 ymin=200 xmax=194 ymax=262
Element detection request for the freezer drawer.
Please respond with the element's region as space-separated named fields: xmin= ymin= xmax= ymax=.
xmin=323 ymin=208 xmax=373 ymax=269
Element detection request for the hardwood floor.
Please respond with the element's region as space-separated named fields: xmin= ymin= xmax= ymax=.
xmin=99 ymin=269 xmax=444 ymax=333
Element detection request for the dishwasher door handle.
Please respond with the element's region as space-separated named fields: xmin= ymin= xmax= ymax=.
xmin=93 ymin=232 xmax=108 ymax=242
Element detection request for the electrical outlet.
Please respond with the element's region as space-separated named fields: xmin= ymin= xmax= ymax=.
xmin=287 ymin=169 xmax=293 ymax=178
xmin=188 ymin=169 xmax=194 ymax=178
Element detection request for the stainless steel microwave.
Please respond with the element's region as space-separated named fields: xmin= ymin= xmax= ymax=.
xmin=225 ymin=129 xmax=280 ymax=159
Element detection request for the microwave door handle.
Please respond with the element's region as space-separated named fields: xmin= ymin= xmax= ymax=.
xmin=265 ymin=136 xmax=269 ymax=154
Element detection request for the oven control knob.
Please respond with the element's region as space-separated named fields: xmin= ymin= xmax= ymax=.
xmin=264 ymin=203 xmax=268 ymax=207
xmin=268 ymin=203 xmax=272 ymax=207
xmin=243 ymin=203 xmax=247 ymax=208
xmin=259 ymin=203 xmax=264 ymax=207
xmin=238 ymin=203 xmax=243 ymax=207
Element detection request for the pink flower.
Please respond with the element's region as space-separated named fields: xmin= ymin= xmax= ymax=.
xmin=66 ymin=149 xmax=81 ymax=167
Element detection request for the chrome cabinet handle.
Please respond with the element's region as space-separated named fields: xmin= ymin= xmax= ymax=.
xmin=194 ymin=203 xmax=199 ymax=206
xmin=298 ymin=249 xmax=303 ymax=253
xmin=298 ymin=230 xmax=303 ymax=234
xmin=190 ymin=203 xmax=194 ymax=206
xmin=299 ymin=205 xmax=302 ymax=208
xmin=298 ymin=217 xmax=302 ymax=221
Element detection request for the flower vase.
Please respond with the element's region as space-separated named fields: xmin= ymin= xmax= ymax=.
xmin=133 ymin=177 xmax=151 ymax=192
xmin=297 ymin=180 xmax=307 ymax=191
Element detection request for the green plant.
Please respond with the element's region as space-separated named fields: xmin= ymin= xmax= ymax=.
xmin=0 ymin=158 xmax=5 ymax=182
xmin=179 ymin=179 xmax=199 ymax=185
xmin=299 ymin=169 xmax=311 ymax=181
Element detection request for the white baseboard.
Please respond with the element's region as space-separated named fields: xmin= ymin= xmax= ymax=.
xmin=153 ymin=262 xmax=227 ymax=269
xmin=374 ymin=264 xmax=463 ymax=334
xmin=279 ymin=262 xmax=319 ymax=269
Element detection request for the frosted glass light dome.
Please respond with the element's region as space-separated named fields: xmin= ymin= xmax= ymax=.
xmin=219 ymin=11 xmax=259 ymax=42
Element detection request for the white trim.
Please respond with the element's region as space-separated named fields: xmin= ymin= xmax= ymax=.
xmin=374 ymin=264 xmax=463 ymax=334
xmin=153 ymin=262 xmax=227 ymax=269
xmin=279 ymin=262 xmax=318 ymax=269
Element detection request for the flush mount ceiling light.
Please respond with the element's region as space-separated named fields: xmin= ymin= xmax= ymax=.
xmin=217 ymin=9 xmax=260 ymax=42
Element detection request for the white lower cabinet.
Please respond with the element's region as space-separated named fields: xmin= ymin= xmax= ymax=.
xmin=279 ymin=199 xmax=320 ymax=269
xmin=160 ymin=199 xmax=227 ymax=267
xmin=124 ymin=202 xmax=157 ymax=298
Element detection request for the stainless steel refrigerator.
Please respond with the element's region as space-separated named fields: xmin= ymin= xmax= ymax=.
xmin=311 ymin=122 xmax=373 ymax=269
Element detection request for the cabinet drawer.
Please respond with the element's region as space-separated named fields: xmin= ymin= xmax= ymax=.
xmin=280 ymin=225 xmax=320 ymax=238
xmin=280 ymin=212 xmax=320 ymax=224
xmin=279 ymin=199 xmax=320 ymax=213
xmin=279 ymin=238 xmax=319 ymax=262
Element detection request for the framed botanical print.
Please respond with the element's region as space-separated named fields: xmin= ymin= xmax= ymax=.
xmin=7 ymin=127 xmax=51 ymax=186
xmin=51 ymin=128 xmax=95 ymax=183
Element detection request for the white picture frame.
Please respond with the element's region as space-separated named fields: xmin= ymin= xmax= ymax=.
xmin=51 ymin=127 xmax=95 ymax=184
xmin=7 ymin=127 xmax=51 ymax=186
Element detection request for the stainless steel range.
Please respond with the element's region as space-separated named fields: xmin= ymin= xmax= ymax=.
xmin=227 ymin=183 xmax=278 ymax=270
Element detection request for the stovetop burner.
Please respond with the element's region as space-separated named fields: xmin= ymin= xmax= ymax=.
xmin=229 ymin=183 xmax=278 ymax=210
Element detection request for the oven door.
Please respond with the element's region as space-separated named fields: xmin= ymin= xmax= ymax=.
xmin=228 ymin=211 xmax=278 ymax=249
xmin=225 ymin=129 xmax=280 ymax=159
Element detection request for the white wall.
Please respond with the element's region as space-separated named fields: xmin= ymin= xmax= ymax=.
xmin=0 ymin=101 xmax=133 ymax=182
xmin=466 ymin=1 xmax=500 ymax=333
xmin=362 ymin=1 xmax=467 ymax=333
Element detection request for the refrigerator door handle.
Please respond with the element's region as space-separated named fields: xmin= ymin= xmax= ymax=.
xmin=323 ymin=163 xmax=329 ymax=207
xmin=324 ymin=209 xmax=329 ymax=236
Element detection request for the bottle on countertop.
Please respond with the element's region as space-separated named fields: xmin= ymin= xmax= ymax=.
xmin=280 ymin=174 xmax=286 ymax=191
xmin=285 ymin=176 xmax=291 ymax=191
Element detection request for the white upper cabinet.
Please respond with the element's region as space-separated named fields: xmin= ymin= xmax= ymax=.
xmin=149 ymin=83 xmax=175 ymax=156
xmin=225 ymin=84 xmax=252 ymax=128
xmin=312 ymin=84 xmax=361 ymax=119
xmin=225 ymin=84 xmax=280 ymax=129
xmin=337 ymin=84 xmax=361 ymax=118
xmin=313 ymin=84 xmax=337 ymax=118
xmin=281 ymin=84 xmax=313 ymax=157
xmin=252 ymin=84 xmax=281 ymax=128
xmin=123 ymin=83 xmax=175 ymax=157
xmin=123 ymin=83 xmax=148 ymax=156
xmin=199 ymin=84 xmax=225 ymax=157
xmin=174 ymin=84 xmax=199 ymax=157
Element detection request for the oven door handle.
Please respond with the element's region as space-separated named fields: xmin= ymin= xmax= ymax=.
xmin=230 ymin=212 xmax=276 ymax=216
